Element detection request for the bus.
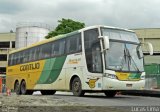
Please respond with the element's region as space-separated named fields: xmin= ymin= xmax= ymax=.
xmin=6 ymin=25 xmax=153 ymax=97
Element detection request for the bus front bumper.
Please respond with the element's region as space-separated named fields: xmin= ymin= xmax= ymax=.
xmin=102 ymin=78 xmax=145 ymax=90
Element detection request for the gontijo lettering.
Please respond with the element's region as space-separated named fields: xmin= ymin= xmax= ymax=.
xmin=20 ymin=62 xmax=40 ymax=71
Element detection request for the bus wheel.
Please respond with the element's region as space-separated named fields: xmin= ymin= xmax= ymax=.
xmin=20 ymin=80 xmax=27 ymax=95
xmin=14 ymin=81 xmax=21 ymax=95
xmin=104 ymin=91 xmax=117 ymax=97
xmin=72 ymin=77 xmax=84 ymax=96
xmin=41 ymin=90 xmax=56 ymax=95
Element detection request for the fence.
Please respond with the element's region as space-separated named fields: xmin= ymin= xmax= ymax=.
xmin=144 ymin=64 xmax=160 ymax=90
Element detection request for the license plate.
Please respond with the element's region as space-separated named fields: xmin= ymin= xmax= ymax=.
xmin=126 ymin=84 xmax=132 ymax=87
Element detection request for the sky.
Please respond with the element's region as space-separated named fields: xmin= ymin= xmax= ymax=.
xmin=0 ymin=0 xmax=160 ymax=32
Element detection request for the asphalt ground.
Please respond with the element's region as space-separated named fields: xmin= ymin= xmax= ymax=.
xmin=0 ymin=92 xmax=160 ymax=112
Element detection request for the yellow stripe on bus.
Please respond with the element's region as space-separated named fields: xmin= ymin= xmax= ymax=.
xmin=7 ymin=60 xmax=45 ymax=89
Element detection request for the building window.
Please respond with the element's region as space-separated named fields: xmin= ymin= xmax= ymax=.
xmin=0 ymin=67 xmax=6 ymax=74
xmin=0 ymin=42 xmax=10 ymax=48
xmin=12 ymin=41 xmax=15 ymax=48
xmin=0 ymin=54 xmax=7 ymax=61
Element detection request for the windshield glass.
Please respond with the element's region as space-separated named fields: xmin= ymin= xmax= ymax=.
xmin=105 ymin=42 xmax=144 ymax=72
xmin=101 ymin=28 xmax=144 ymax=72
xmin=102 ymin=28 xmax=139 ymax=43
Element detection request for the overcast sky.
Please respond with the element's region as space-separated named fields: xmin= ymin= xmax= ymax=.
xmin=0 ymin=0 xmax=160 ymax=32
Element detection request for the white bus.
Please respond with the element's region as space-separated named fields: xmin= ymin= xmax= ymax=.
xmin=7 ymin=25 xmax=153 ymax=97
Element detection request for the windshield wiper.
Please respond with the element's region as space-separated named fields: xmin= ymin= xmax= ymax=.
xmin=119 ymin=46 xmax=140 ymax=72
xmin=126 ymin=48 xmax=140 ymax=72
xmin=119 ymin=49 xmax=127 ymax=71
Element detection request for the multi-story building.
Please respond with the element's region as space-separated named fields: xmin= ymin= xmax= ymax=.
xmin=132 ymin=28 xmax=160 ymax=64
xmin=0 ymin=23 xmax=49 ymax=77
xmin=0 ymin=32 xmax=15 ymax=76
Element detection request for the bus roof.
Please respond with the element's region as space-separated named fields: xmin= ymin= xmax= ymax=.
xmin=10 ymin=25 xmax=134 ymax=54
xmin=79 ymin=25 xmax=134 ymax=33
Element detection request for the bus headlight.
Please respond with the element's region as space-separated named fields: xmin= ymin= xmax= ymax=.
xmin=140 ymin=74 xmax=145 ymax=80
xmin=107 ymin=74 xmax=118 ymax=79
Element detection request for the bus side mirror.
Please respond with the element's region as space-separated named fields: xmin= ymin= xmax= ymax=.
xmin=148 ymin=43 xmax=153 ymax=55
xmin=99 ymin=36 xmax=109 ymax=50
xmin=137 ymin=45 xmax=143 ymax=59
xmin=141 ymin=42 xmax=153 ymax=55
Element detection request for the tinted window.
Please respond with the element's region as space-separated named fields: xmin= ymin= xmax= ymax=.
xmin=12 ymin=54 xmax=16 ymax=65
xmin=19 ymin=51 xmax=24 ymax=64
xmin=84 ymin=28 xmax=102 ymax=73
xmin=84 ymin=29 xmax=99 ymax=49
xmin=28 ymin=48 xmax=34 ymax=61
xmin=40 ymin=43 xmax=52 ymax=59
xmin=9 ymin=35 xmax=82 ymax=65
xmin=8 ymin=54 xmax=13 ymax=66
xmin=34 ymin=47 xmax=40 ymax=60
xmin=51 ymin=39 xmax=65 ymax=57
xmin=23 ymin=50 xmax=29 ymax=63
xmin=31 ymin=47 xmax=38 ymax=61
xmin=16 ymin=53 xmax=20 ymax=64
xmin=66 ymin=33 xmax=81 ymax=54
xmin=102 ymin=28 xmax=139 ymax=43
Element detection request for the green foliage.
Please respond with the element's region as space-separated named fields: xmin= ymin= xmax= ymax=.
xmin=45 ymin=18 xmax=85 ymax=39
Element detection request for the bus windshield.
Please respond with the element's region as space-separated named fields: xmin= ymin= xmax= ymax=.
xmin=105 ymin=42 xmax=144 ymax=72
xmin=101 ymin=28 xmax=144 ymax=72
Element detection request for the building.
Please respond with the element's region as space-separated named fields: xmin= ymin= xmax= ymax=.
xmin=133 ymin=28 xmax=160 ymax=64
xmin=0 ymin=23 xmax=50 ymax=76
xmin=0 ymin=32 xmax=15 ymax=76
xmin=16 ymin=22 xmax=50 ymax=49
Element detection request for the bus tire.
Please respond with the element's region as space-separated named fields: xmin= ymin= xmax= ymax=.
xmin=14 ymin=81 xmax=21 ymax=95
xmin=20 ymin=80 xmax=27 ymax=95
xmin=104 ymin=91 xmax=117 ymax=97
xmin=41 ymin=90 xmax=56 ymax=95
xmin=72 ymin=77 xmax=84 ymax=96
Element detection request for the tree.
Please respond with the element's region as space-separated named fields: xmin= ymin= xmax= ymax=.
xmin=45 ymin=18 xmax=85 ymax=39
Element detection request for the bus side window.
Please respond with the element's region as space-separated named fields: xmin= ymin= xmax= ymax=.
xmin=9 ymin=54 xmax=13 ymax=66
xmin=41 ymin=43 xmax=51 ymax=59
xmin=19 ymin=51 xmax=23 ymax=64
xmin=12 ymin=54 xmax=16 ymax=65
xmin=39 ymin=46 xmax=42 ymax=59
xmin=16 ymin=53 xmax=20 ymax=64
xmin=78 ymin=36 xmax=82 ymax=51
xmin=51 ymin=42 xmax=55 ymax=57
xmin=84 ymin=28 xmax=102 ymax=73
xmin=59 ymin=39 xmax=65 ymax=55
xmin=66 ymin=33 xmax=81 ymax=54
xmin=32 ymin=47 xmax=37 ymax=61
xmin=35 ymin=47 xmax=40 ymax=60
xmin=52 ymin=41 xmax=60 ymax=56
xmin=23 ymin=50 xmax=28 ymax=63
xmin=92 ymin=43 xmax=102 ymax=72
xmin=29 ymin=48 xmax=33 ymax=61
xmin=26 ymin=50 xmax=29 ymax=63
xmin=22 ymin=51 xmax=25 ymax=63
